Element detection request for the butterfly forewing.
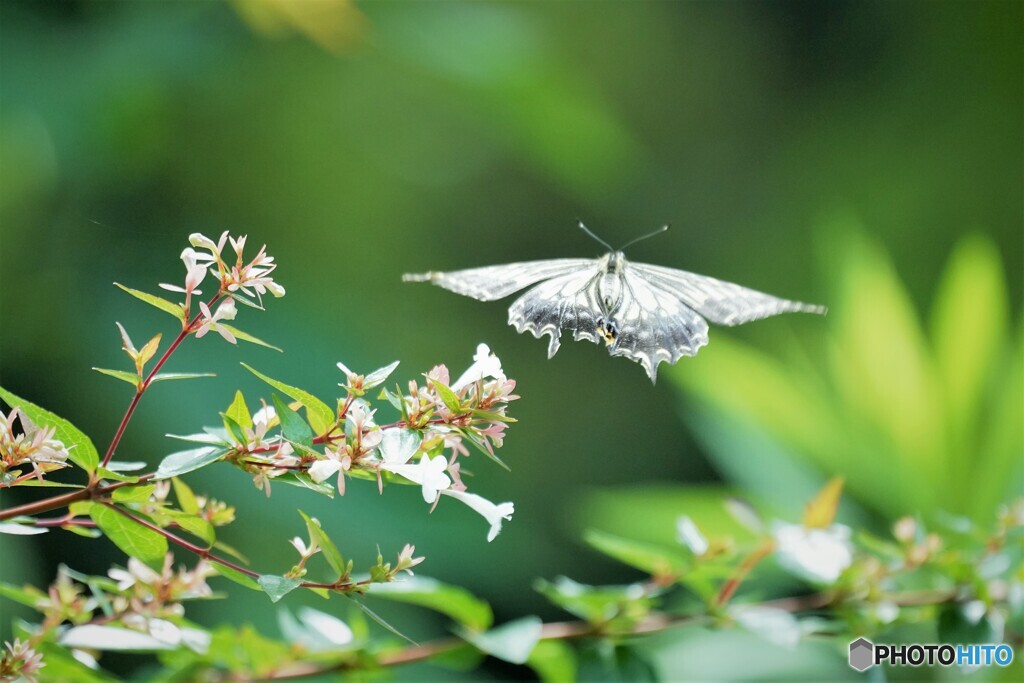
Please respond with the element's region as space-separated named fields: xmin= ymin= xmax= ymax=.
xmin=402 ymin=259 xmax=594 ymax=302
xmin=628 ymin=262 xmax=826 ymax=326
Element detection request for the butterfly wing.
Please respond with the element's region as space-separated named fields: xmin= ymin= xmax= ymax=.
xmin=403 ymin=259 xmax=594 ymax=302
xmin=609 ymin=265 xmax=710 ymax=382
xmin=507 ymin=265 xmax=605 ymax=358
xmin=629 ymin=263 xmax=826 ymax=326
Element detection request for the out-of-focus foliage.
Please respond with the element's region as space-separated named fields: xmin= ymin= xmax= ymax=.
xmin=669 ymin=229 xmax=1021 ymax=523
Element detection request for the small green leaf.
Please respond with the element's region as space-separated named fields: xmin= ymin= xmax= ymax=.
xmin=114 ymin=283 xmax=185 ymax=322
xmin=584 ymin=529 xmax=689 ymax=576
xmin=459 ymin=616 xmax=543 ymax=665
xmin=172 ymin=477 xmax=200 ymax=515
xmin=155 ymin=447 xmax=226 ymax=479
xmin=528 ymin=639 xmax=577 ymax=683
xmin=150 ymin=373 xmax=216 ymax=383
xmin=242 ymin=364 xmax=334 ymax=435
xmin=165 ymin=510 xmax=216 ymax=547
xmin=258 ymin=574 xmax=302 ymax=603
xmin=225 ymin=390 xmax=253 ymax=431
xmin=0 ymin=386 xmax=100 ymax=473
xmin=536 ymin=576 xmax=654 ymax=625
xmin=212 ymin=563 xmax=261 ymax=590
xmin=90 ymin=505 xmax=168 ymax=570
xmin=220 ymin=325 xmax=282 ymax=352
xmin=277 ymin=472 xmax=335 ymax=497
xmin=96 ymin=467 xmax=141 ymax=483
xmin=298 ymin=511 xmax=345 ymax=577
xmin=111 ymin=484 xmax=155 ymax=503
xmin=431 ymin=379 xmax=463 ymax=413
xmin=0 ymin=582 xmax=47 ymax=609
xmin=272 ymin=394 xmax=314 ymax=449
xmin=92 ymin=368 xmax=141 ymax=388
xmin=370 ymin=576 xmax=493 ymax=630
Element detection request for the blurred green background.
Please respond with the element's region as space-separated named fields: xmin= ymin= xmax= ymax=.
xmin=1 ymin=0 xmax=1021 ymax=679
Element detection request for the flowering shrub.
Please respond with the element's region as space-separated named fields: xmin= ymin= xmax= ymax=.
xmin=1 ymin=234 xmax=1020 ymax=681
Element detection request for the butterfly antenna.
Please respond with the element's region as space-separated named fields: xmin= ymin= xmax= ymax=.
xmin=576 ymin=220 xmax=614 ymax=252
xmin=618 ymin=224 xmax=669 ymax=251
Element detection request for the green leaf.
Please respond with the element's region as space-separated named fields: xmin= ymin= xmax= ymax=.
xmin=89 ymin=505 xmax=168 ymax=570
xmin=535 ymin=576 xmax=653 ymax=625
xmin=431 ymin=379 xmax=463 ymax=413
xmin=225 ymin=390 xmax=253 ymax=431
xmin=370 ymin=576 xmax=493 ymax=630
xmin=931 ymin=234 xmax=1008 ymax=434
xmin=584 ymin=529 xmax=689 ymax=577
xmin=111 ymin=484 xmax=155 ymax=503
xmin=258 ymin=574 xmax=303 ymax=603
xmin=272 ymin=394 xmax=314 ymax=449
xmin=298 ymin=510 xmax=345 ymax=577
xmin=0 ymin=386 xmax=99 ymax=473
xmin=348 ymin=596 xmax=416 ymax=644
xmin=150 ymin=372 xmax=216 ymax=383
xmin=212 ymin=563 xmax=262 ymax=591
xmin=172 ymin=477 xmax=200 ymax=515
xmin=92 ymin=367 xmax=141 ymax=388
xmin=155 ymin=447 xmax=226 ymax=479
xmin=96 ymin=467 xmax=141 ymax=483
xmin=528 ymin=639 xmax=577 ymax=683
xmin=0 ymin=582 xmax=47 ymax=609
xmin=165 ymin=510 xmax=216 ymax=547
xmin=459 ymin=616 xmax=543 ymax=665
xmin=114 ymin=283 xmax=185 ymax=323
xmin=276 ymin=471 xmax=335 ymax=497
xmin=220 ymin=325 xmax=282 ymax=352
xmin=242 ymin=364 xmax=334 ymax=435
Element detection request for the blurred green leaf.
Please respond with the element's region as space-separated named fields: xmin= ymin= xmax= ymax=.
xmin=244 ymin=364 xmax=334 ymax=435
xmin=527 ymin=639 xmax=577 ymax=683
xmin=164 ymin=509 xmax=216 ymax=547
xmin=171 ymin=477 xmax=200 ymax=515
xmin=584 ymin=530 xmax=689 ymax=577
xmin=90 ymin=505 xmax=168 ymax=570
xmin=114 ymin=283 xmax=185 ymax=323
xmin=937 ymin=603 xmax=998 ymax=645
xmin=459 ymin=616 xmax=542 ymax=665
xmin=536 ymin=576 xmax=653 ymax=626
xmin=369 ymin=576 xmax=493 ymax=630
xmin=0 ymin=386 xmax=100 ymax=473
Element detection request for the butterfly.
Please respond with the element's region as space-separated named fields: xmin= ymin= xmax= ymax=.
xmin=403 ymin=222 xmax=826 ymax=382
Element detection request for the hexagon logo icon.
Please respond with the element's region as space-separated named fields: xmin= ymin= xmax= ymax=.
xmin=849 ymin=637 xmax=874 ymax=671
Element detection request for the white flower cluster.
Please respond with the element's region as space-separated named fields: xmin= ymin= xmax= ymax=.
xmin=0 ymin=408 xmax=70 ymax=484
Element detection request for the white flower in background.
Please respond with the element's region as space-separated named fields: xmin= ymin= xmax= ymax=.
xmin=194 ymin=299 xmax=237 ymax=343
xmin=772 ymin=521 xmax=853 ymax=584
xmin=383 ymin=454 xmax=451 ymax=503
xmin=159 ymin=248 xmax=208 ymax=300
xmin=441 ymin=489 xmax=514 ymax=542
xmin=676 ymin=515 xmax=709 ymax=556
xmin=452 ymin=343 xmax=505 ymax=391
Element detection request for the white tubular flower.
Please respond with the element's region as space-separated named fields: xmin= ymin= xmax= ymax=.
xmin=160 ymin=248 xmax=208 ymax=297
xmin=194 ymin=300 xmax=237 ymax=344
xmin=440 ymin=489 xmax=514 ymax=542
xmin=189 ymin=231 xmax=228 ymax=260
xmin=383 ymin=454 xmax=451 ymax=503
xmin=452 ymin=343 xmax=505 ymax=391
xmin=772 ymin=521 xmax=853 ymax=584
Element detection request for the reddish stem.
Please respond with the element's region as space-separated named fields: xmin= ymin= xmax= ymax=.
xmin=715 ymin=539 xmax=776 ymax=607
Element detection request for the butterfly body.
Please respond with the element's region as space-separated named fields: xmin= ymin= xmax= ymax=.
xmin=404 ymin=240 xmax=825 ymax=382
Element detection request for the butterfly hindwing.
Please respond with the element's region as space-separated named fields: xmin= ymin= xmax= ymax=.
xmin=628 ymin=263 xmax=826 ymax=326
xmin=608 ymin=266 xmax=710 ymax=381
xmin=402 ymin=259 xmax=594 ymax=302
xmin=507 ymin=266 xmax=605 ymax=358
